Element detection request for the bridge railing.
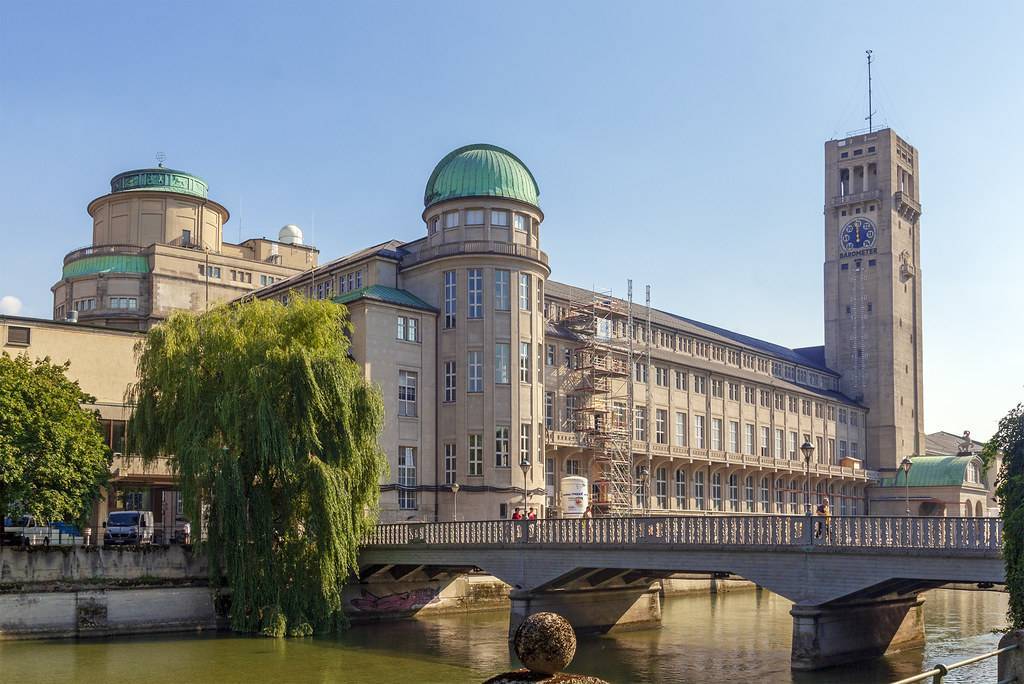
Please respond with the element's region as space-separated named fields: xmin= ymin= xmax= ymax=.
xmin=364 ymin=515 xmax=1003 ymax=551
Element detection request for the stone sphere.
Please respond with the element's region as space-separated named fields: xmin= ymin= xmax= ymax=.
xmin=513 ymin=612 xmax=576 ymax=675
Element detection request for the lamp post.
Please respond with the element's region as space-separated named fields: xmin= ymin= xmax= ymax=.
xmin=520 ymin=458 xmax=531 ymax=514
xmin=800 ymin=440 xmax=815 ymax=515
xmin=900 ymin=456 xmax=913 ymax=516
xmin=450 ymin=482 xmax=460 ymax=522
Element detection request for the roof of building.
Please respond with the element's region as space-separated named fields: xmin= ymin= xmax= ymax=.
xmin=424 ymin=144 xmax=540 ymax=209
xmin=875 ymin=455 xmax=979 ymax=488
xmin=62 ymin=254 xmax=150 ymax=279
xmin=926 ymin=430 xmax=986 ymax=456
xmin=333 ymin=285 xmax=436 ymax=312
xmin=109 ymin=167 xmax=208 ymax=199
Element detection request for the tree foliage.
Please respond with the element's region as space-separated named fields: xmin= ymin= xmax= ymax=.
xmin=0 ymin=353 xmax=109 ymax=527
xmin=988 ymin=403 xmax=1024 ymax=629
xmin=126 ymin=296 xmax=387 ymax=637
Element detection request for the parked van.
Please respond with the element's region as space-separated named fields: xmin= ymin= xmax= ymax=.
xmin=104 ymin=510 xmax=154 ymax=545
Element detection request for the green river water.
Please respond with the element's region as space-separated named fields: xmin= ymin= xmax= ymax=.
xmin=0 ymin=588 xmax=1007 ymax=684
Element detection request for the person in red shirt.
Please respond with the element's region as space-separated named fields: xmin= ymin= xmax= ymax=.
xmin=512 ymin=508 xmax=523 ymax=520
xmin=527 ymin=508 xmax=537 ymax=520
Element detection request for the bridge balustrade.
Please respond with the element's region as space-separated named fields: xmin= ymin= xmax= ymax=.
xmin=364 ymin=516 xmax=1003 ymax=552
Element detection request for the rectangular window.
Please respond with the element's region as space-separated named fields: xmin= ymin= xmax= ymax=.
xmin=711 ymin=473 xmax=722 ymax=511
xmin=851 ymin=442 xmax=859 ymax=458
xmin=655 ymin=468 xmax=667 ymax=509
xmin=396 ymin=316 xmax=418 ymax=342
xmin=514 ymin=214 xmax=528 ymax=232
xmin=634 ymin=407 xmax=647 ymax=441
xmin=828 ymin=438 xmax=836 ymax=463
xmin=760 ymin=390 xmax=771 ymax=408
xmin=675 ymin=470 xmax=686 ymax=509
xmin=675 ymin=370 xmax=686 ymax=390
xmin=694 ymin=414 xmax=705 ymax=449
xmin=789 ymin=396 xmax=799 ymax=413
xmin=693 ymin=376 xmax=706 ymax=394
xmin=816 ymin=436 xmax=824 ymax=463
xmin=495 ymin=343 xmax=510 ymax=384
xmin=655 ymin=367 xmax=668 ymax=387
xmin=519 ymin=342 xmax=531 ymax=383
xmin=728 ymin=382 xmax=739 ymax=401
xmin=444 ymin=361 xmax=456 ymax=403
xmin=775 ymin=393 xmax=785 ymax=410
xmin=495 ymin=426 xmax=511 ymax=467
xmin=802 ymin=399 xmax=812 ymax=416
xmin=6 ymin=325 xmax=30 ymax=345
xmin=744 ymin=424 xmax=755 ymax=455
xmin=444 ymin=211 xmax=459 ymax=228
xmin=398 ymin=446 xmax=417 ymax=509
xmin=728 ymin=474 xmax=739 ymax=512
xmin=566 ymin=458 xmax=580 ymax=475
xmin=694 ymin=472 xmax=705 ymax=509
xmin=468 ymin=268 xmax=483 ymax=319
xmin=744 ymin=386 xmax=754 ymax=404
xmin=655 ymin=409 xmax=667 ymax=444
xmin=182 ymin=229 xmax=191 ymax=245
xmin=443 ymin=271 xmax=457 ymax=329
xmin=711 ymin=418 xmax=722 ymax=451
xmin=545 ymin=392 xmax=554 ymax=429
xmin=468 ymin=434 xmax=483 ymax=476
xmin=495 ymin=270 xmax=511 ymax=310
xmin=761 ymin=427 xmax=771 ymax=457
xmin=789 ymin=431 xmax=798 ymax=459
xmin=635 ymin=362 xmax=648 ymax=383
xmin=518 ymin=273 xmax=531 ymax=310
xmin=444 ymin=443 xmax=457 ymax=485
xmin=355 ymin=271 xmax=362 ymax=288
xmin=775 ymin=429 xmax=784 ymax=459
xmin=545 ymin=344 xmax=555 ymax=366
xmin=490 ymin=210 xmax=509 ymax=227
xmin=398 ymin=371 xmax=417 ymax=417
xmin=729 ymin=421 xmax=739 ymax=453
xmin=468 ymin=351 xmax=483 ymax=392
xmin=711 ymin=379 xmax=723 ymax=398
xmin=675 ymin=412 xmax=687 ymax=446
xmin=520 ymin=424 xmax=531 ymax=466
xmin=465 ymin=209 xmax=484 ymax=225
xmin=839 ymin=440 xmax=848 ymax=458
xmin=838 ymin=408 xmax=848 ymax=424
xmin=760 ymin=477 xmax=770 ymax=513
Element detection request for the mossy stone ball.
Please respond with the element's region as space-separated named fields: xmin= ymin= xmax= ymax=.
xmin=513 ymin=612 xmax=576 ymax=675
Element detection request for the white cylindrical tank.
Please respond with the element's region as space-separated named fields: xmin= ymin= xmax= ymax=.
xmin=561 ymin=476 xmax=589 ymax=518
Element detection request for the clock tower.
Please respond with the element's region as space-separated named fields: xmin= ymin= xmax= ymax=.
xmin=823 ymin=129 xmax=924 ymax=472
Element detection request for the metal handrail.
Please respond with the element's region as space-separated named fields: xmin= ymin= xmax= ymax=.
xmin=889 ymin=643 xmax=1017 ymax=684
xmin=63 ymin=243 xmax=146 ymax=265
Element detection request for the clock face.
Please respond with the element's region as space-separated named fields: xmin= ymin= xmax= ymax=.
xmin=841 ymin=217 xmax=876 ymax=251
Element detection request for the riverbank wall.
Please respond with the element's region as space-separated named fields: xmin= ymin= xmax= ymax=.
xmin=0 ymin=547 xmax=752 ymax=640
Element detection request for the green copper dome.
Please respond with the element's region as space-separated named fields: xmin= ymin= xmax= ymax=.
xmin=424 ymin=144 xmax=539 ymax=209
xmin=110 ymin=167 xmax=208 ymax=199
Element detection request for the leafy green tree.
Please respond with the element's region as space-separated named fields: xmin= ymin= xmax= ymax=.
xmin=986 ymin=403 xmax=1024 ymax=629
xmin=127 ymin=296 xmax=387 ymax=637
xmin=0 ymin=354 xmax=110 ymax=540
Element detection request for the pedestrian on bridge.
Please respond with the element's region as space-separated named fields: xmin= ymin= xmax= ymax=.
xmin=512 ymin=508 xmax=524 ymax=520
xmin=815 ymin=498 xmax=831 ymax=539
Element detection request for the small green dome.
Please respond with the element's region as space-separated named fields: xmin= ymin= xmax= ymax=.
xmin=110 ymin=167 xmax=208 ymax=199
xmin=424 ymin=144 xmax=539 ymax=209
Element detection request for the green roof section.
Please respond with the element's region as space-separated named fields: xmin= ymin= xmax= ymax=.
xmin=876 ymin=455 xmax=976 ymax=488
xmin=62 ymin=254 xmax=150 ymax=279
xmin=424 ymin=144 xmax=540 ymax=209
xmin=110 ymin=167 xmax=208 ymax=199
xmin=333 ymin=285 xmax=436 ymax=312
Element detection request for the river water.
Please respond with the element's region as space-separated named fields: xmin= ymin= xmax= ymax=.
xmin=0 ymin=588 xmax=1007 ymax=683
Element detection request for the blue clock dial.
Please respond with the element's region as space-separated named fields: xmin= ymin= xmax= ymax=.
xmin=841 ymin=217 xmax=876 ymax=251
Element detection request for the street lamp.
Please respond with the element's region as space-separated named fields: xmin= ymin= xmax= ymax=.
xmin=900 ymin=457 xmax=913 ymax=516
xmin=520 ymin=458 xmax=531 ymax=514
xmin=450 ymin=482 xmax=460 ymax=522
xmin=800 ymin=440 xmax=815 ymax=515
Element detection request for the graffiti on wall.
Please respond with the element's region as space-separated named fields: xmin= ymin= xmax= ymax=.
xmin=349 ymin=587 xmax=440 ymax=613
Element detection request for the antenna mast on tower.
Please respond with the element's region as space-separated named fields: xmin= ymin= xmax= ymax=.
xmin=865 ymin=50 xmax=876 ymax=133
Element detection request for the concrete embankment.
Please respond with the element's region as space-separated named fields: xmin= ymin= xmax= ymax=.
xmin=0 ymin=547 xmax=751 ymax=639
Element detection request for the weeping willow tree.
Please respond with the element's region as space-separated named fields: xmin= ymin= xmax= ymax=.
xmin=987 ymin=403 xmax=1024 ymax=630
xmin=127 ymin=296 xmax=387 ymax=637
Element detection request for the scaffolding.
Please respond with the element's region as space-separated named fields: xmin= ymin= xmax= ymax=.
xmin=561 ymin=287 xmax=638 ymax=516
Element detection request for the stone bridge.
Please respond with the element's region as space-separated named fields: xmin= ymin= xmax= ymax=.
xmin=359 ymin=515 xmax=1005 ymax=670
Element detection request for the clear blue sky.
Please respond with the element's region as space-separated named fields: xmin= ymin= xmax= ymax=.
xmin=1 ymin=2 xmax=1021 ymax=439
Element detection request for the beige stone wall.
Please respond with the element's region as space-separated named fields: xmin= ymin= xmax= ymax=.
xmin=88 ymin=191 xmax=228 ymax=252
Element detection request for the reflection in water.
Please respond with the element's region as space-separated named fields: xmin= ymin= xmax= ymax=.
xmin=0 ymin=588 xmax=1007 ymax=684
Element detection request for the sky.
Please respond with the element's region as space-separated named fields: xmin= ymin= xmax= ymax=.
xmin=1 ymin=2 xmax=1021 ymax=439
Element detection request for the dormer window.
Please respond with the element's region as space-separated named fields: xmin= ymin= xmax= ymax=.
xmin=465 ymin=209 xmax=484 ymax=226
xmin=444 ymin=211 xmax=459 ymax=229
xmin=490 ymin=210 xmax=509 ymax=227
xmin=514 ymin=214 xmax=528 ymax=232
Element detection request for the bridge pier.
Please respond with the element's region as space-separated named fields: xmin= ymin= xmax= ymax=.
xmin=790 ymin=595 xmax=925 ymax=670
xmin=509 ymin=585 xmax=662 ymax=638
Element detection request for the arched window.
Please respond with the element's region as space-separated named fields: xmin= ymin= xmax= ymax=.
xmin=655 ymin=467 xmax=667 ymax=509
xmin=975 ymin=500 xmax=984 ymax=517
xmin=744 ymin=476 xmax=755 ymax=512
xmin=789 ymin=479 xmax=799 ymax=514
xmin=775 ymin=478 xmax=785 ymax=513
xmin=635 ymin=464 xmax=648 ymax=507
xmin=694 ymin=471 xmax=706 ymax=509
xmin=728 ymin=473 xmax=739 ymax=512
xmin=840 ymin=486 xmax=850 ymax=515
xmin=815 ymin=481 xmax=824 ymax=506
xmin=760 ymin=477 xmax=770 ymax=513
xmin=674 ymin=469 xmax=686 ymax=509
xmin=711 ymin=472 xmax=723 ymax=511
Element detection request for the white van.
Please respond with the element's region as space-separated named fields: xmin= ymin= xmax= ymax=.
xmin=104 ymin=510 xmax=154 ymax=545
